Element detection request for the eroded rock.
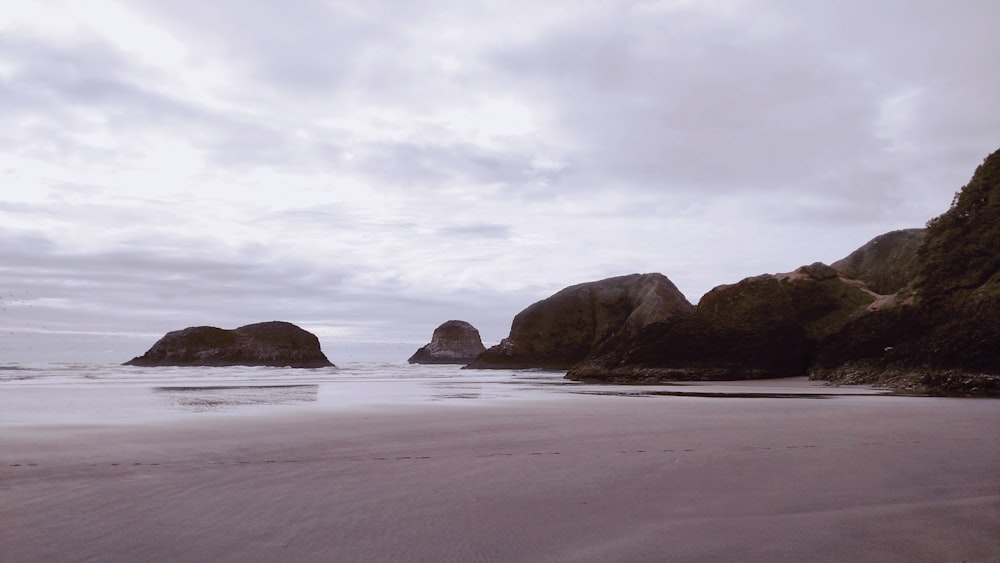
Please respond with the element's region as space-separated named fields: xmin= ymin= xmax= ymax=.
xmin=124 ymin=321 xmax=334 ymax=368
xmin=466 ymin=273 xmax=693 ymax=370
xmin=567 ymin=264 xmax=876 ymax=382
xmin=408 ymin=320 xmax=486 ymax=364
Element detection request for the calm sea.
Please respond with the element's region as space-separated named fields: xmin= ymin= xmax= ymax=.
xmin=0 ymin=356 xmax=890 ymax=426
xmin=0 ymin=362 xmax=579 ymax=425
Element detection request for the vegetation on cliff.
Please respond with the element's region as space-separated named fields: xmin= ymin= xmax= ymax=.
xmin=831 ymin=228 xmax=925 ymax=294
xmin=919 ymin=149 xmax=1000 ymax=301
xmin=909 ymin=148 xmax=999 ymax=374
xmin=806 ymin=149 xmax=1000 ymax=394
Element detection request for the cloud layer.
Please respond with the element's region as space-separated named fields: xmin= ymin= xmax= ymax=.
xmin=1 ymin=0 xmax=998 ymax=361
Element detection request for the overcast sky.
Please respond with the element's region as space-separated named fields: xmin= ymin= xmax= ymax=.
xmin=1 ymin=0 xmax=998 ymax=362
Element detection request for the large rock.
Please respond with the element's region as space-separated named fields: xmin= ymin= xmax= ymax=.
xmin=831 ymin=228 xmax=925 ymax=294
xmin=124 ymin=321 xmax=334 ymax=368
xmin=408 ymin=320 xmax=486 ymax=364
xmin=567 ymin=263 xmax=876 ymax=383
xmin=466 ymin=273 xmax=693 ymax=370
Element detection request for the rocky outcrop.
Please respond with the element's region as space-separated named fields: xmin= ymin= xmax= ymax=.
xmin=465 ymin=273 xmax=693 ymax=370
xmin=811 ymin=147 xmax=1000 ymax=392
xmin=408 ymin=320 xmax=486 ymax=364
xmin=559 ymin=149 xmax=999 ymax=394
xmin=831 ymin=228 xmax=925 ymax=294
xmin=567 ymin=263 xmax=876 ymax=382
xmin=124 ymin=321 xmax=334 ymax=368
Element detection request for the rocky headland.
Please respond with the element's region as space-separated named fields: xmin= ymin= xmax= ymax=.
xmin=469 ymin=148 xmax=999 ymax=395
xmin=408 ymin=320 xmax=486 ymax=364
xmin=124 ymin=321 xmax=334 ymax=368
xmin=810 ymin=147 xmax=1000 ymax=395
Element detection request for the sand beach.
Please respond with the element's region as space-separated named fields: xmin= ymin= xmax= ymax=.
xmin=3 ymin=378 xmax=999 ymax=562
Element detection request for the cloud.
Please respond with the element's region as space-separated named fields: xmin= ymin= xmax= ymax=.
xmin=434 ymin=223 xmax=512 ymax=239
xmin=1 ymin=0 xmax=997 ymax=362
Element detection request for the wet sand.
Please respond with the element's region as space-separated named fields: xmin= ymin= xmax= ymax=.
xmin=3 ymin=394 xmax=999 ymax=562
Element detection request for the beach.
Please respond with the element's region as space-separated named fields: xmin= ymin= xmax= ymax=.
xmin=3 ymin=383 xmax=999 ymax=562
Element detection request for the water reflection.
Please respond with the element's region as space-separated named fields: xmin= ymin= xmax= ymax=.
xmin=570 ymin=390 xmax=833 ymax=399
xmin=153 ymin=384 xmax=319 ymax=412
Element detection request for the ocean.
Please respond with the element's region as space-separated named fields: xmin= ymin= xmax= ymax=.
xmin=0 ymin=361 xmax=889 ymax=427
xmin=0 ymin=362 xmax=581 ymax=426
xmin=0 ymin=362 xmax=576 ymax=425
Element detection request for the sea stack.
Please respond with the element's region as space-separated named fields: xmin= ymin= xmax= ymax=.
xmin=466 ymin=273 xmax=694 ymax=370
xmin=408 ymin=320 xmax=486 ymax=364
xmin=124 ymin=321 xmax=335 ymax=368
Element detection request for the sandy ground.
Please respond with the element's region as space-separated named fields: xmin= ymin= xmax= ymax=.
xmin=2 ymin=394 xmax=999 ymax=562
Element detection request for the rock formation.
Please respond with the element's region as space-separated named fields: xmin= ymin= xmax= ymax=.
xmin=466 ymin=273 xmax=693 ymax=370
xmin=811 ymin=147 xmax=1000 ymax=394
xmin=408 ymin=320 xmax=486 ymax=364
xmin=563 ymin=147 xmax=1000 ymax=395
xmin=567 ymin=263 xmax=876 ymax=382
xmin=124 ymin=321 xmax=334 ymax=368
xmin=831 ymin=228 xmax=925 ymax=294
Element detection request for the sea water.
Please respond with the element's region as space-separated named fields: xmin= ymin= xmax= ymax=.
xmin=0 ymin=361 xmax=889 ymax=426
xmin=0 ymin=362 xmax=579 ymax=425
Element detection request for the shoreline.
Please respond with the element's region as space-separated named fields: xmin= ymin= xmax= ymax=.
xmin=4 ymin=392 xmax=999 ymax=562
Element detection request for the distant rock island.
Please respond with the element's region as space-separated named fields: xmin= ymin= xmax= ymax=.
xmin=408 ymin=320 xmax=486 ymax=364
xmin=124 ymin=321 xmax=334 ymax=368
xmin=467 ymin=147 xmax=1000 ymax=396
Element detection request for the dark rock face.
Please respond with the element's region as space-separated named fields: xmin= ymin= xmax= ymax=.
xmin=408 ymin=320 xmax=486 ymax=364
xmin=124 ymin=321 xmax=334 ymax=368
xmin=466 ymin=273 xmax=693 ymax=370
xmin=831 ymin=228 xmax=925 ymax=294
xmin=567 ymin=263 xmax=876 ymax=382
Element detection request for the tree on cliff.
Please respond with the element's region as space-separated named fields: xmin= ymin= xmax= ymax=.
xmin=918 ymin=148 xmax=1000 ymax=301
xmin=913 ymin=147 xmax=1000 ymax=372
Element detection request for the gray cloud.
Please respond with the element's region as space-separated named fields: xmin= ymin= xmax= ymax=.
xmin=434 ymin=223 xmax=512 ymax=239
xmin=0 ymin=223 xmax=527 ymax=348
xmin=1 ymin=0 xmax=997 ymax=362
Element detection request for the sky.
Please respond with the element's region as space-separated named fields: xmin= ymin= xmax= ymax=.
xmin=1 ymin=0 xmax=998 ymax=363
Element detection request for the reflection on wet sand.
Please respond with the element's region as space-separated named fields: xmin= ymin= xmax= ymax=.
xmin=153 ymin=385 xmax=319 ymax=411
xmin=571 ymin=390 xmax=838 ymax=399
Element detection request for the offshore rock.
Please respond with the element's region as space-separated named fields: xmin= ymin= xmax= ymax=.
xmin=408 ymin=320 xmax=486 ymax=364
xmin=831 ymin=228 xmax=925 ymax=294
xmin=568 ymin=263 xmax=876 ymax=382
xmin=466 ymin=273 xmax=693 ymax=370
xmin=124 ymin=321 xmax=334 ymax=368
